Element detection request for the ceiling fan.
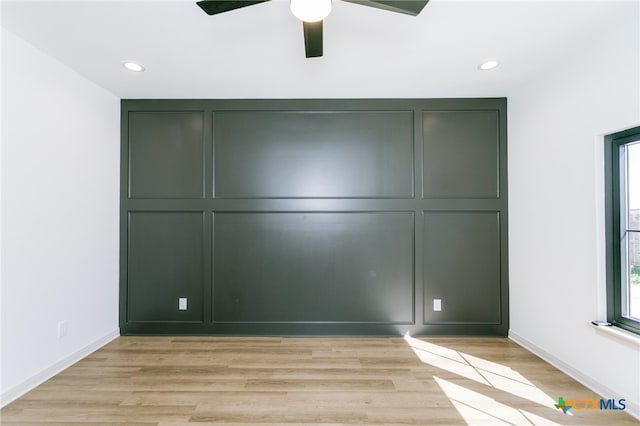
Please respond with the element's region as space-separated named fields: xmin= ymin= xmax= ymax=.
xmin=196 ymin=0 xmax=430 ymax=58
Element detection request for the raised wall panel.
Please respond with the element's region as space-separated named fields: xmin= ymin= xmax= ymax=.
xmin=129 ymin=112 xmax=204 ymax=198
xmin=127 ymin=212 xmax=204 ymax=322
xmin=423 ymin=211 xmax=501 ymax=324
xmin=213 ymin=111 xmax=414 ymax=198
xmin=213 ymin=212 xmax=414 ymax=323
xmin=121 ymin=99 xmax=508 ymax=336
xmin=423 ymin=111 xmax=499 ymax=198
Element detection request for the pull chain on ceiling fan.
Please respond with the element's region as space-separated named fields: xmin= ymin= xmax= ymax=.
xmin=196 ymin=0 xmax=430 ymax=58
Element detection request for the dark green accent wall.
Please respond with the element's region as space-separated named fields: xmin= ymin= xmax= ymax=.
xmin=120 ymin=98 xmax=508 ymax=336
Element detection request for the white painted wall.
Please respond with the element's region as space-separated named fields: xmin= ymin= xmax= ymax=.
xmin=0 ymin=29 xmax=120 ymax=405
xmin=507 ymin=5 xmax=640 ymax=419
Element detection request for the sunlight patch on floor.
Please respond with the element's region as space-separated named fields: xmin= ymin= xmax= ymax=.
xmin=404 ymin=334 xmax=557 ymax=409
xmin=435 ymin=376 xmax=561 ymax=426
xmin=404 ymin=335 xmax=491 ymax=385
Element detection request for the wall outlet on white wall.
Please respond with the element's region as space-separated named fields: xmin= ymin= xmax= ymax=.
xmin=57 ymin=321 xmax=68 ymax=339
xmin=178 ymin=297 xmax=188 ymax=311
xmin=433 ymin=299 xmax=442 ymax=312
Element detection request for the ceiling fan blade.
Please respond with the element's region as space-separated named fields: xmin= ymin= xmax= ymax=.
xmin=303 ymin=21 xmax=323 ymax=58
xmin=196 ymin=0 xmax=270 ymax=16
xmin=341 ymin=0 xmax=429 ymax=16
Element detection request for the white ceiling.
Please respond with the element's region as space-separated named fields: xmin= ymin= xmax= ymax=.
xmin=1 ymin=0 xmax=638 ymax=98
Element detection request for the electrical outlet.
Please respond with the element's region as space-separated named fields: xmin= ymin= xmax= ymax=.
xmin=178 ymin=297 xmax=188 ymax=311
xmin=433 ymin=299 xmax=442 ymax=312
xmin=57 ymin=321 xmax=68 ymax=339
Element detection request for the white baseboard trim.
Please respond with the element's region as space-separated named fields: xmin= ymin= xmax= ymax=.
xmin=509 ymin=330 xmax=639 ymax=420
xmin=1 ymin=329 xmax=119 ymax=408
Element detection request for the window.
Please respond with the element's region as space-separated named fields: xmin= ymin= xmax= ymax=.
xmin=605 ymin=126 xmax=640 ymax=335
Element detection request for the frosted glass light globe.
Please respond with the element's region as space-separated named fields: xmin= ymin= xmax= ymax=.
xmin=290 ymin=0 xmax=332 ymax=23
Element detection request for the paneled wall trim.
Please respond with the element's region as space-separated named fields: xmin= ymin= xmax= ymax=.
xmin=120 ymin=99 xmax=508 ymax=336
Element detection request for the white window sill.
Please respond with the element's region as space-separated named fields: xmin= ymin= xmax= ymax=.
xmin=591 ymin=322 xmax=640 ymax=347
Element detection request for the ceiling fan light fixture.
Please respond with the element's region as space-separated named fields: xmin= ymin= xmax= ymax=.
xmin=478 ymin=60 xmax=500 ymax=71
xmin=290 ymin=0 xmax=332 ymax=23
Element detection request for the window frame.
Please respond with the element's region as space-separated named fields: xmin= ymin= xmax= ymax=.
xmin=605 ymin=126 xmax=640 ymax=335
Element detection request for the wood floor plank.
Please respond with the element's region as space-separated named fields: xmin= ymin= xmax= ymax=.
xmin=2 ymin=336 xmax=637 ymax=425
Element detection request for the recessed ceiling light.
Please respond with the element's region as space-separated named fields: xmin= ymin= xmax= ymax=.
xmin=123 ymin=61 xmax=145 ymax=72
xmin=478 ymin=60 xmax=500 ymax=71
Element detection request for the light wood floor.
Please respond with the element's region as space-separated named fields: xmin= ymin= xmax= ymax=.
xmin=1 ymin=336 xmax=636 ymax=425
